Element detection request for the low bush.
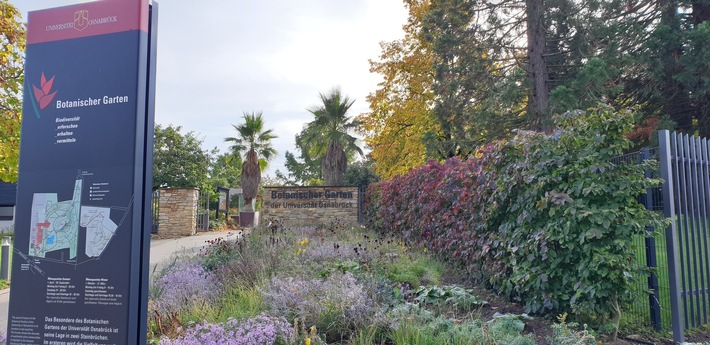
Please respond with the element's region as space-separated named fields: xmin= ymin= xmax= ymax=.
xmin=157 ymin=313 xmax=293 ymax=345
xmin=414 ymin=284 xmax=487 ymax=312
xmin=375 ymin=254 xmax=443 ymax=289
xmin=151 ymin=258 xmax=221 ymax=314
xmin=387 ymin=312 xmax=536 ymax=345
xmin=260 ymin=272 xmax=379 ymax=342
xmin=549 ymin=313 xmax=598 ymax=345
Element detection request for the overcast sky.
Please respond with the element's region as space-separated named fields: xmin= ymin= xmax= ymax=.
xmin=11 ymin=0 xmax=408 ymax=177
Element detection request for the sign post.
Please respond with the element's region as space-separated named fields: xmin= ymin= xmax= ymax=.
xmin=7 ymin=1 xmax=157 ymax=344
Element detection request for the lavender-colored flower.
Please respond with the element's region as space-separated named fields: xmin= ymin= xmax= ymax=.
xmin=261 ymin=272 xmax=378 ymax=338
xmin=299 ymin=241 xmax=374 ymax=263
xmin=158 ymin=313 xmax=293 ymax=345
xmin=152 ymin=258 xmax=221 ymax=313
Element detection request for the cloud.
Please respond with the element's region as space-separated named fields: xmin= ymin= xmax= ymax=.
xmin=13 ymin=0 xmax=407 ymax=178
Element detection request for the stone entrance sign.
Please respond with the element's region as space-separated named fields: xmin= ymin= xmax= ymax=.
xmin=262 ymin=186 xmax=359 ymax=226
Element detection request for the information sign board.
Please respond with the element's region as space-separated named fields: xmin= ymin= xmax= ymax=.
xmin=7 ymin=1 xmax=156 ymax=344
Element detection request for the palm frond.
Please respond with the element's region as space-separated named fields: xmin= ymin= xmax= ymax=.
xmin=226 ymin=111 xmax=278 ymax=197
xmin=302 ymin=87 xmax=363 ymax=185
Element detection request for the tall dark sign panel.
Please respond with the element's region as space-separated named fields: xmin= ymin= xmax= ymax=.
xmin=7 ymin=1 xmax=156 ymax=344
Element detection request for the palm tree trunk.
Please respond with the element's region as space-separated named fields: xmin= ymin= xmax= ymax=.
xmin=241 ymin=149 xmax=261 ymax=211
xmin=322 ymin=141 xmax=347 ymax=186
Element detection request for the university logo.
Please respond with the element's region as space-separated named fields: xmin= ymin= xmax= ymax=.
xmin=32 ymin=72 xmax=58 ymax=110
xmin=74 ymin=10 xmax=89 ymax=31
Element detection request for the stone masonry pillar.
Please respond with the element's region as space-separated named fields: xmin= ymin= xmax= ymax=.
xmin=157 ymin=188 xmax=198 ymax=238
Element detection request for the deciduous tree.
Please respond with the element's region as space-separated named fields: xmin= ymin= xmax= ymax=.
xmin=153 ymin=124 xmax=211 ymax=190
xmin=0 ymin=1 xmax=25 ymax=183
xmin=208 ymin=152 xmax=242 ymax=191
xmin=276 ymin=130 xmax=323 ymax=186
xmin=359 ymin=0 xmax=440 ymax=179
xmin=343 ymin=159 xmax=380 ymax=187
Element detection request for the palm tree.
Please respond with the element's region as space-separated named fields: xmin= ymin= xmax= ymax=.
xmin=225 ymin=111 xmax=277 ymax=211
xmin=303 ymin=87 xmax=363 ymax=185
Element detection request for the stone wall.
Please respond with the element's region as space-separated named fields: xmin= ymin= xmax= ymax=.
xmin=262 ymin=186 xmax=359 ymax=227
xmin=157 ymin=188 xmax=198 ymax=238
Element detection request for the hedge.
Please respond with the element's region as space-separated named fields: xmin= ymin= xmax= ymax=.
xmin=364 ymin=106 xmax=667 ymax=320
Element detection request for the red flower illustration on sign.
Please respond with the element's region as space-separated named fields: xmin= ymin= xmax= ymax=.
xmin=32 ymin=72 xmax=58 ymax=110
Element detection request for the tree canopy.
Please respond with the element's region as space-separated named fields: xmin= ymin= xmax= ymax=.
xmin=358 ymin=0 xmax=439 ymax=179
xmin=342 ymin=159 xmax=380 ymax=187
xmin=361 ymin=0 xmax=710 ymax=177
xmin=208 ymin=152 xmax=242 ymax=191
xmin=276 ymin=130 xmax=323 ymax=186
xmin=225 ymin=111 xmax=277 ymax=210
xmin=153 ymin=124 xmax=211 ymax=190
xmin=0 ymin=0 xmax=25 ymax=183
xmin=303 ymin=88 xmax=363 ymax=186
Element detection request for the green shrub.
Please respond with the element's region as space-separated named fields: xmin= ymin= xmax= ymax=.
xmin=366 ymin=105 xmax=667 ymax=324
xmin=492 ymin=107 xmax=667 ymax=323
xmin=376 ymin=254 xmax=442 ymax=288
xmin=318 ymin=260 xmax=361 ymax=278
xmin=549 ymin=313 xmax=598 ymax=345
xmin=386 ymin=309 xmax=536 ymax=345
xmin=202 ymin=236 xmax=241 ymax=271
xmin=208 ymin=218 xmax=226 ymax=230
xmin=414 ymin=284 xmax=487 ymax=312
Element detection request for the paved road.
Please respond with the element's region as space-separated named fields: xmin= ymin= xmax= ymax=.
xmin=0 ymin=230 xmax=242 ymax=335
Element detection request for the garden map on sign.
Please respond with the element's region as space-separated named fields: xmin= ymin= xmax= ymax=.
xmin=28 ymin=172 xmax=122 ymax=262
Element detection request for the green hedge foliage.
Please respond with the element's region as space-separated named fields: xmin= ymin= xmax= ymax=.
xmin=364 ymin=106 xmax=667 ymax=318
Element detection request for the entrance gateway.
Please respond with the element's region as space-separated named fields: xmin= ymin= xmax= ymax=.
xmin=7 ymin=1 xmax=158 ymax=344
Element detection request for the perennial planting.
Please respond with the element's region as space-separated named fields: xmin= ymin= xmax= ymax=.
xmin=157 ymin=314 xmax=293 ymax=345
xmin=261 ymin=272 xmax=376 ymax=341
xmin=145 ymin=107 xmax=665 ymax=344
xmin=148 ymin=221 xmax=593 ymax=344
xmin=151 ymin=258 xmax=222 ymax=314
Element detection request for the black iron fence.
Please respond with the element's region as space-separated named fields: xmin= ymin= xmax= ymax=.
xmin=621 ymin=131 xmax=710 ymax=343
xmin=197 ymin=189 xmax=210 ymax=232
xmin=358 ymin=185 xmax=366 ymax=224
xmin=613 ymin=148 xmax=669 ymax=332
xmin=151 ymin=190 xmax=159 ymax=234
xmin=658 ymin=130 xmax=710 ymax=342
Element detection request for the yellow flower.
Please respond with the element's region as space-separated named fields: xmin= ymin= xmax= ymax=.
xmin=305 ymin=338 xmax=311 ymax=345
